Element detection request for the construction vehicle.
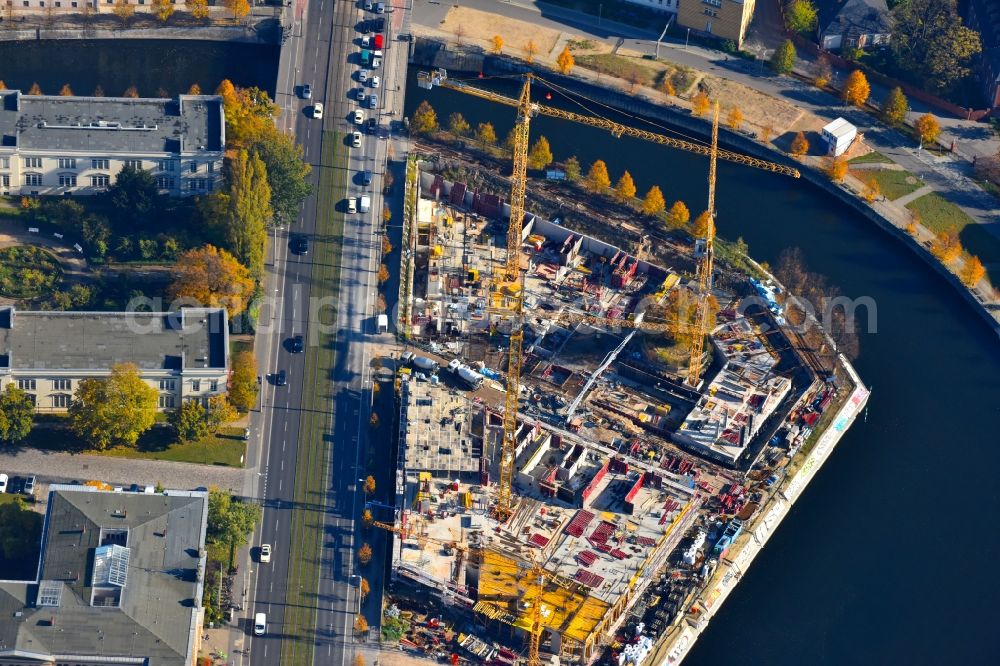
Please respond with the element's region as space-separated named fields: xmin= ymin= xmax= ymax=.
xmin=416 ymin=69 xmax=798 ymax=548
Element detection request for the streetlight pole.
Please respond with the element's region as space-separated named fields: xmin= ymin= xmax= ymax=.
xmin=598 ymin=3 xmax=602 ymax=26
xmin=685 ymin=27 xmax=690 ymax=50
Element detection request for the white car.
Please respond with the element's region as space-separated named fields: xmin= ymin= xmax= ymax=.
xmin=358 ymin=69 xmax=368 ymax=83
xmin=372 ymin=57 xmax=382 ymax=69
xmin=361 ymin=35 xmax=371 ymax=48
xmin=353 ymin=109 xmax=365 ymax=124
xmin=352 ymin=131 xmax=363 ymax=147
xmin=260 ymin=544 xmax=272 ymax=563
xmin=370 ymin=76 xmax=380 ymax=89
xmin=0 ymin=473 xmax=8 ymax=494
xmin=368 ymin=94 xmax=378 ymax=109
xmin=254 ymin=612 xmax=267 ymax=636
xmin=312 ymin=102 xmax=324 ymax=119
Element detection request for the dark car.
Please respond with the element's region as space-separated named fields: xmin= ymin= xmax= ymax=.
xmin=362 ymin=170 xmax=373 ymax=186
xmin=373 ymin=17 xmax=385 ymax=31
xmin=357 ymin=19 xmax=372 ymax=33
xmin=366 ymin=117 xmax=378 ymax=135
xmin=275 ymin=370 xmax=287 ymax=386
xmin=291 ymin=235 xmax=309 ymax=255
xmin=290 ymin=335 xmax=304 ymax=353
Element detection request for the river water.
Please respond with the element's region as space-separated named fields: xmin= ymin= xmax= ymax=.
xmin=404 ymin=71 xmax=1000 ymax=665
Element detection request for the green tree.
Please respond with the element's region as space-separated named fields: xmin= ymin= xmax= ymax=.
xmin=890 ymin=0 xmax=981 ymax=94
xmin=615 ymin=170 xmax=637 ymax=201
xmin=207 ymin=488 xmax=262 ymax=568
xmin=0 ymin=385 xmax=34 ymax=445
xmin=447 ymin=112 xmax=470 ymax=136
xmin=564 ymin=156 xmax=582 ymax=182
xmin=106 ymin=165 xmax=161 ymax=230
xmin=225 ymin=149 xmax=272 ymax=280
xmin=410 ymin=101 xmax=438 ymax=135
xmin=641 ymin=185 xmax=666 ymax=216
xmin=586 ymin=159 xmax=611 ymax=192
xmin=770 ymin=39 xmax=796 ymax=74
xmin=230 ymin=351 xmax=258 ymax=411
xmin=474 ymin=121 xmax=497 ymax=146
xmin=171 ymin=400 xmax=209 ymax=443
xmin=207 ymin=395 xmax=237 ymax=433
xmin=527 ymin=136 xmax=554 ymax=170
xmin=881 ymin=86 xmax=909 ymax=127
xmin=251 ymin=128 xmax=312 ymax=226
xmin=70 ymin=363 xmax=158 ymax=450
xmin=784 ymin=0 xmax=818 ymax=33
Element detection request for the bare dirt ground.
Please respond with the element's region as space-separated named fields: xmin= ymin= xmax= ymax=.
xmin=439 ymin=6 xmax=564 ymax=58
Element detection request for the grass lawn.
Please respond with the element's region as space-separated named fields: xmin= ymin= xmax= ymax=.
xmin=100 ymin=426 xmax=247 ymax=466
xmin=852 ymin=168 xmax=924 ymax=201
xmin=0 ymin=494 xmax=25 ymax=506
xmin=281 ymin=131 xmax=348 ymax=666
xmin=576 ymin=54 xmax=658 ymax=87
xmin=230 ymin=337 xmax=254 ymax=357
xmin=849 ymin=151 xmax=891 ymax=164
xmin=907 ymin=192 xmax=1000 ymax=281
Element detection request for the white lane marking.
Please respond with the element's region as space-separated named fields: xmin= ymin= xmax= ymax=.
xmin=279 ymin=479 xmax=283 ymax=491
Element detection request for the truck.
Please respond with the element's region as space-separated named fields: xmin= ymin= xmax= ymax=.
xmin=456 ymin=365 xmax=485 ymax=390
xmin=359 ymin=195 xmax=371 ymax=213
xmin=360 ymin=49 xmax=371 ymax=65
xmin=377 ymin=313 xmax=388 ymax=333
xmin=412 ymin=356 xmax=439 ymax=372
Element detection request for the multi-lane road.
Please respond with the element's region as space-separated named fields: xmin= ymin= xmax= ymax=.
xmin=237 ymin=0 xmax=409 ymax=664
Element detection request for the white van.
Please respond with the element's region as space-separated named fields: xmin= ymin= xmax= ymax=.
xmin=254 ymin=612 xmax=267 ymax=636
xmin=359 ymin=195 xmax=371 ymax=213
xmin=347 ymin=198 xmax=357 ymax=214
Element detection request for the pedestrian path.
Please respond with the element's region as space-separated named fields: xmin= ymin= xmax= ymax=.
xmin=894 ymin=184 xmax=934 ymax=207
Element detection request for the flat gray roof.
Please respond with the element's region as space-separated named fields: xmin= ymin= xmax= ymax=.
xmin=0 ymin=307 xmax=227 ymax=372
xmin=0 ymin=487 xmax=209 ymax=666
xmin=0 ymin=91 xmax=224 ymax=155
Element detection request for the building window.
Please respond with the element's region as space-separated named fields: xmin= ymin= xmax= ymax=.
xmin=24 ymin=157 xmax=42 ymax=168
xmin=702 ymin=0 xmax=721 ymax=6
xmin=190 ymin=161 xmax=198 ymax=173
xmin=24 ymin=173 xmax=42 ymax=186
xmin=124 ymin=159 xmax=143 ymax=169
xmin=156 ymin=176 xmax=175 ymax=189
xmin=1 ymin=175 xmax=9 ymax=187
xmin=189 ymin=181 xmax=198 ymax=191
xmin=58 ymin=158 xmax=77 ymax=169
xmin=197 ymin=178 xmax=207 ymax=190
xmin=90 ymin=174 xmax=110 ymax=188
xmin=17 ymin=379 xmax=36 ymax=391
xmin=59 ymin=174 xmax=77 ymax=187
xmin=52 ymin=394 xmax=72 ymax=408
xmin=191 ymin=380 xmax=201 ymax=392
xmin=158 ymin=159 xmax=175 ymax=171
xmin=207 ymin=162 xmax=215 ymax=173
xmin=703 ymin=9 xmax=717 ymax=18
xmin=207 ymin=179 xmax=214 ymax=192
xmin=92 ymin=158 xmax=109 ymax=169
xmin=53 ymin=378 xmax=72 ymax=391
xmin=1 ymin=156 xmax=11 ymax=169
xmin=210 ymin=380 xmax=218 ymax=392
xmin=159 ymin=379 xmax=176 ymax=391
xmin=26 ymin=393 xmax=36 ymax=406
xmin=159 ymin=394 xmax=175 ymax=409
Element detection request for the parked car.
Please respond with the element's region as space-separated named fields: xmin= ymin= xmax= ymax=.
xmin=0 ymin=473 xmax=7 ymax=493
xmin=372 ymin=56 xmax=382 ymax=68
xmin=373 ymin=34 xmax=384 ymax=49
xmin=370 ymin=75 xmax=380 ymax=88
xmin=358 ymin=69 xmax=368 ymax=83
xmin=260 ymin=544 xmax=272 ymax=563
xmin=361 ymin=35 xmax=371 ymax=48
xmin=366 ymin=117 xmax=378 ymax=135
xmin=352 ymin=131 xmax=363 ymax=147
xmin=362 ymin=170 xmax=373 ymax=185
xmin=353 ymin=109 xmax=365 ymax=124
xmin=23 ymin=476 xmax=36 ymax=497
xmin=312 ymin=102 xmax=324 ymax=119
xmin=301 ymin=83 xmax=312 ymax=99
xmin=347 ymin=197 xmax=357 ymax=214
xmin=356 ymin=88 xmax=366 ymax=102
xmin=375 ymin=2 xmax=385 ymax=13
xmin=291 ymin=235 xmax=309 ymax=255
xmin=368 ymin=94 xmax=378 ymax=109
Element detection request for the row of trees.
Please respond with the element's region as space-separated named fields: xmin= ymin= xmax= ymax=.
xmin=0 ymin=80 xmax=211 ymax=98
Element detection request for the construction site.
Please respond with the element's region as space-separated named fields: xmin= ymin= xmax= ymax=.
xmin=382 ymin=69 xmax=869 ymax=666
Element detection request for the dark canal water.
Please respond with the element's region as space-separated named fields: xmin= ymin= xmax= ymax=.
xmin=0 ymin=39 xmax=278 ymax=98
xmin=404 ymin=71 xmax=1000 ymax=665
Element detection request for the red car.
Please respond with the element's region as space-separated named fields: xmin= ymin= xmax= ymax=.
xmin=373 ymin=33 xmax=384 ymax=49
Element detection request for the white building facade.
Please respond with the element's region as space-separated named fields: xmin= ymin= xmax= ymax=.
xmin=0 ymin=307 xmax=230 ymax=413
xmin=0 ymin=91 xmax=224 ymax=197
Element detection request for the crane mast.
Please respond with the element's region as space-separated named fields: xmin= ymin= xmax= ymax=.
xmin=687 ymin=103 xmax=720 ymax=387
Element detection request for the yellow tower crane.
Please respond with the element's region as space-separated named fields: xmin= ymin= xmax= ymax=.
xmin=417 ymin=70 xmax=798 ymax=520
